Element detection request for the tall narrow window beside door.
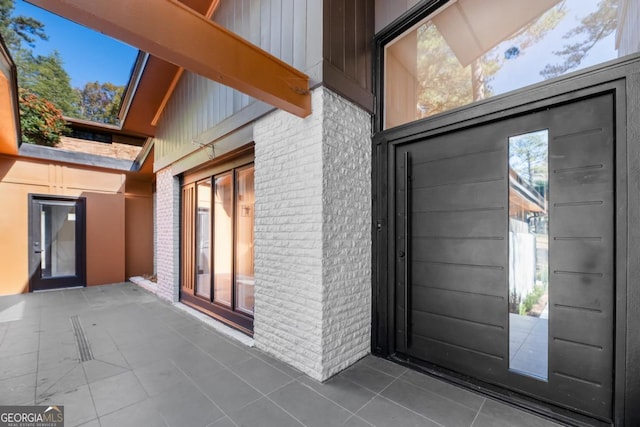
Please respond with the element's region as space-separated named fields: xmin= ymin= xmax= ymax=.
xmin=508 ymin=129 xmax=549 ymax=381
xmin=181 ymin=152 xmax=255 ymax=334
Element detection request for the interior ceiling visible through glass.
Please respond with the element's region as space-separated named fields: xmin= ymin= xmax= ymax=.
xmin=384 ymin=0 xmax=630 ymax=129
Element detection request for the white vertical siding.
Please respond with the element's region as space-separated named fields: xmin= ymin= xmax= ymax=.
xmin=155 ymin=0 xmax=317 ymax=164
xmin=617 ymin=0 xmax=640 ymax=57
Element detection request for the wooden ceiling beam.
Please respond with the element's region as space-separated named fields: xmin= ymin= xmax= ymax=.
xmin=28 ymin=0 xmax=311 ymax=118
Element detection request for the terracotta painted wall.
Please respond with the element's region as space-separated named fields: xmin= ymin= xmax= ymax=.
xmin=0 ymin=154 xmax=152 ymax=295
xmin=125 ymin=176 xmax=154 ymax=278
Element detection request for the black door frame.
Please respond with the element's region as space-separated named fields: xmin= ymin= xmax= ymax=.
xmin=28 ymin=194 xmax=86 ymax=291
xmin=372 ymin=13 xmax=640 ymax=424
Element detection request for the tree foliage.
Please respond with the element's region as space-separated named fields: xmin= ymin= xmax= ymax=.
xmin=18 ymin=88 xmax=68 ymax=146
xmin=541 ymin=0 xmax=617 ymax=79
xmin=17 ymin=49 xmax=79 ymax=116
xmin=0 ymin=0 xmax=46 ymax=51
xmin=76 ymin=81 xmax=124 ymax=125
xmin=415 ymin=5 xmax=567 ymax=117
xmin=509 ymin=132 xmax=548 ymax=185
xmin=1 ymin=0 xmax=127 ymax=144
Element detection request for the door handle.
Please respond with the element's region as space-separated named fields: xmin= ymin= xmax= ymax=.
xmin=34 ymin=249 xmax=42 ymax=253
xmin=403 ymin=151 xmax=411 ymax=349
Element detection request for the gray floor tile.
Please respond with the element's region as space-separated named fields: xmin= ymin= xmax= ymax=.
xmin=83 ymin=351 xmax=130 ymax=384
xmin=229 ymin=397 xmax=304 ymax=427
xmin=89 ymin=371 xmax=148 ymax=416
xmin=152 ymin=333 xmax=192 ymax=355
xmin=298 ymin=374 xmax=375 ymax=413
xmin=338 ymin=363 xmax=396 ymax=393
xmin=0 ymin=333 xmax=39 ymax=358
xmin=83 ymin=329 xmax=119 ymax=357
xmin=473 ymin=399 xmax=562 ymax=427
xmin=0 ymin=372 xmax=36 ymax=405
xmin=198 ymin=335 xmax=254 ymax=366
xmin=249 ymin=349 xmax=305 ymax=379
xmin=358 ymin=355 xmax=408 ymax=378
xmin=0 ymin=284 xmax=563 ymax=427
xmin=381 ymin=379 xmax=478 ymax=427
xmin=134 ymin=358 xmax=188 ymax=396
xmin=75 ymin=419 xmax=101 ymax=427
xmin=0 ymin=351 xmax=38 ymax=379
xmin=190 ymin=368 xmax=262 ymax=413
xmin=400 ymin=369 xmax=485 ymax=411
xmin=207 ymin=416 xmax=236 ymax=427
xmin=99 ymin=398 xmax=167 ymax=427
xmin=171 ymin=347 xmax=226 ymax=379
xmin=36 ymin=363 xmax=87 ymax=401
xmin=37 ymin=383 xmax=97 ymax=427
xmin=39 ymin=330 xmax=77 ymax=348
xmin=342 ymin=415 xmax=376 ymax=427
xmin=229 ymin=356 xmax=294 ymax=394
xmin=356 ymin=396 xmax=440 ymax=427
xmin=268 ymin=381 xmax=352 ymax=427
xmin=37 ymin=345 xmax=81 ymax=371
xmin=152 ymin=380 xmax=225 ymax=427
xmin=119 ymin=342 xmax=168 ymax=369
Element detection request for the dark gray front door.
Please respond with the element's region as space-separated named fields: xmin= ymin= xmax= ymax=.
xmin=29 ymin=195 xmax=86 ymax=291
xmin=394 ymin=93 xmax=614 ymax=421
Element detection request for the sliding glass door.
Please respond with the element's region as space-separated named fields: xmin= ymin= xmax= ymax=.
xmin=181 ymin=158 xmax=255 ymax=333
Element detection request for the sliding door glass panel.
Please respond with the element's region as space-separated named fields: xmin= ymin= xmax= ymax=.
xmin=196 ymin=179 xmax=212 ymax=298
xmin=213 ymin=173 xmax=233 ymax=306
xmin=41 ymin=202 xmax=76 ymax=278
xmin=235 ymin=166 xmax=255 ymax=315
xmin=508 ymin=129 xmax=549 ymax=381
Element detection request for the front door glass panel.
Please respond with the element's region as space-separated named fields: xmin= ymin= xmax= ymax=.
xmin=508 ymin=130 xmax=550 ymax=380
xmin=40 ymin=202 xmax=76 ymax=278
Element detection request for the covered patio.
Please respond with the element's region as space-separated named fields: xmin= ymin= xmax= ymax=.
xmin=0 ymin=282 xmax=560 ymax=427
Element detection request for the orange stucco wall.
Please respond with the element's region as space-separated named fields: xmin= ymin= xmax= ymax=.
xmin=0 ymin=154 xmax=153 ymax=295
xmin=125 ymin=176 xmax=154 ymax=278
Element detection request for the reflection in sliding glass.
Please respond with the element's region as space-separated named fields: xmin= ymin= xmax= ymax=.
xmin=508 ymin=130 xmax=549 ymax=381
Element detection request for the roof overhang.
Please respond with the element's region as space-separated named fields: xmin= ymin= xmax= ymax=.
xmin=0 ymin=36 xmax=20 ymax=155
xmin=29 ymin=0 xmax=311 ymax=121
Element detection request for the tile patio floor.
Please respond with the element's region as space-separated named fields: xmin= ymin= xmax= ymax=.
xmin=0 ymin=283 xmax=562 ymax=427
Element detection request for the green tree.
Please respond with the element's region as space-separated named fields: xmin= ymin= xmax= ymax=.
xmin=76 ymin=81 xmax=124 ymax=125
xmin=509 ymin=132 xmax=548 ymax=185
xmin=416 ymin=4 xmax=567 ymax=116
xmin=541 ymin=0 xmax=617 ymax=79
xmin=18 ymin=88 xmax=68 ymax=146
xmin=0 ymin=0 xmax=46 ymax=51
xmin=17 ymin=50 xmax=79 ymax=116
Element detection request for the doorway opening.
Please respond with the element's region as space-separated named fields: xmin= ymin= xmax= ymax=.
xmin=28 ymin=195 xmax=86 ymax=291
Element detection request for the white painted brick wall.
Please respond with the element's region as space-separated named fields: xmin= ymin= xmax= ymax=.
xmin=155 ymin=167 xmax=180 ymax=302
xmin=254 ymin=87 xmax=371 ymax=381
xmin=320 ymin=89 xmax=372 ymax=379
xmin=254 ymin=89 xmax=325 ymax=378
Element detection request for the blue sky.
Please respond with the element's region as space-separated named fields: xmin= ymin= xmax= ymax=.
xmin=489 ymin=0 xmax=616 ymax=94
xmin=13 ymin=0 xmax=139 ymax=89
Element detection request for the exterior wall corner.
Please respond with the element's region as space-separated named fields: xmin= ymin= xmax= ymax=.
xmin=155 ymin=167 xmax=180 ymax=302
xmin=253 ymin=86 xmax=372 ymax=381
